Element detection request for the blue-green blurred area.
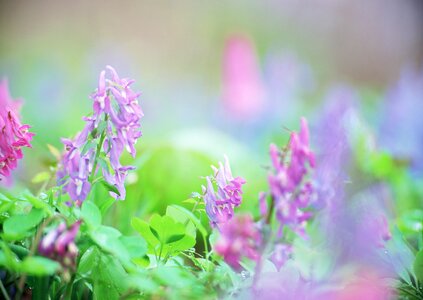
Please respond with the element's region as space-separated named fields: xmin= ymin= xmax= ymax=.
xmin=1 ymin=1 xmax=423 ymax=230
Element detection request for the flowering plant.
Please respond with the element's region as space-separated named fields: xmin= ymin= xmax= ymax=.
xmin=0 ymin=66 xmax=422 ymax=300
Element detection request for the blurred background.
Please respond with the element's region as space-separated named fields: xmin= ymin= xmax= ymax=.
xmin=1 ymin=0 xmax=423 ymax=232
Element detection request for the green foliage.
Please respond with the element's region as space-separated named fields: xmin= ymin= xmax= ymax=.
xmin=414 ymin=250 xmax=423 ymax=285
xmin=131 ymin=213 xmax=196 ymax=261
xmin=78 ymin=246 xmax=130 ymax=300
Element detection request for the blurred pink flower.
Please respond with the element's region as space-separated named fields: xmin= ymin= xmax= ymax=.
xmin=222 ymin=35 xmax=266 ymax=121
xmin=214 ymin=214 xmax=261 ymax=270
xmin=0 ymin=79 xmax=34 ymax=180
xmin=329 ymin=268 xmax=393 ymax=300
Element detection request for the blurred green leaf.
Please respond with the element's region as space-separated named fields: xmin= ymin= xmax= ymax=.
xmin=414 ymin=250 xmax=423 ymax=283
xmin=19 ymin=256 xmax=60 ymax=276
xmin=31 ymin=171 xmax=51 ymax=184
xmin=3 ymin=208 xmax=44 ymax=241
xmin=81 ymin=201 xmax=102 ymax=230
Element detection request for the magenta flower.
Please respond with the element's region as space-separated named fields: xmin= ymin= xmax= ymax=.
xmin=265 ymin=117 xmax=315 ymax=238
xmin=39 ymin=221 xmax=81 ymax=272
xmin=214 ymin=214 xmax=261 ymax=270
xmin=201 ymin=156 xmax=246 ymax=227
xmin=57 ymin=66 xmax=143 ymax=203
xmin=0 ymin=79 xmax=34 ymax=180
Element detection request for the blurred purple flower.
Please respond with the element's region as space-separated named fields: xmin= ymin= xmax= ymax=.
xmin=222 ymin=35 xmax=266 ymax=121
xmin=0 ymin=79 xmax=34 ymax=180
xmin=269 ymin=243 xmax=292 ymax=272
xmin=202 ymin=156 xmax=246 ymax=228
xmin=39 ymin=221 xmax=81 ymax=273
xmin=266 ymin=118 xmax=316 ymax=238
xmin=379 ymin=66 xmax=423 ymax=174
xmin=313 ymin=86 xmax=355 ymax=210
xmin=214 ymin=214 xmax=261 ymax=271
xmin=57 ymin=66 xmax=142 ymax=203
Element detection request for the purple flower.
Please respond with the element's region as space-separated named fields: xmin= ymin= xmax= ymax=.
xmin=266 ymin=118 xmax=316 ymax=238
xmin=57 ymin=66 xmax=143 ymax=204
xmin=39 ymin=221 xmax=81 ymax=273
xmin=379 ymin=66 xmax=423 ymax=174
xmin=201 ymin=156 xmax=246 ymax=227
xmin=0 ymin=79 xmax=34 ymax=180
xmin=214 ymin=214 xmax=261 ymax=270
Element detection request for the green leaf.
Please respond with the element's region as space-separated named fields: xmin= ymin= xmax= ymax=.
xmin=0 ymin=242 xmax=20 ymax=271
xmin=78 ymin=246 xmax=129 ymax=300
xmin=81 ymin=201 xmax=102 ymax=229
xmin=165 ymin=234 xmax=185 ymax=244
xmin=167 ymin=205 xmax=206 ymax=238
xmin=3 ymin=208 xmax=44 ymax=241
xmin=119 ymin=236 xmax=147 ymax=260
xmin=20 ymin=190 xmax=53 ymax=216
xmin=397 ymin=210 xmax=423 ymax=234
xmin=414 ymin=250 xmax=423 ymax=283
xmin=149 ymin=226 xmax=160 ymax=242
xmin=19 ymin=256 xmax=60 ymax=276
xmin=100 ymin=180 xmax=121 ymax=197
xmin=89 ymin=226 xmax=134 ymax=269
xmin=78 ymin=246 xmax=100 ymax=277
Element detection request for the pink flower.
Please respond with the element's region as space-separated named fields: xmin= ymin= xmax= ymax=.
xmin=0 ymin=79 xmax=34 ymax=180
xmin=266 ymin=118 xmax=316 ymax=238
xmin=214 ymin=214 xmax=261 ymax=270
xmin=202 ymin=156 xmax=246 ymax=227
xmin=222 ymin=35 xmax=266 ymax=121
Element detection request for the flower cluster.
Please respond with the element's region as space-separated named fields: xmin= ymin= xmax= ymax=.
xmin=57 ymin=66 xmax=143 ymax=204
xmin=202 ymin=156 xmax=246 ymax=228
xmin=0 ymin=79 xmax=34 ymax=179
xmin=214 ymin=214 xmax=261 ymax=270
xmin=263 ymin=118 xmax=315 ymax=238
xmin=38 ymin=221 xmax=81 ymax=277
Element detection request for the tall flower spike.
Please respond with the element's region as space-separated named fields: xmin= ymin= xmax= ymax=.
xmin=266 ymin=117 xmax=315 ymax=239
xmin=57 ymin=66 xmax=143 ymax=204
xmin=0 ymin=79 xmax=34 ymax=180
xmin=202 ymin=156 xmax=246 ymax=228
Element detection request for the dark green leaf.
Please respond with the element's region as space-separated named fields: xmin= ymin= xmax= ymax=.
xmin=165 ymin=234 xmax=185 ymax=244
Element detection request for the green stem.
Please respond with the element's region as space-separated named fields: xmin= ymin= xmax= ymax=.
xmin=0 ymin=279 xmax=10 ymax=300
xmin=265 ymin=195 xmax=275 ymax=225
xmin=89 ymin=128 xmax=107 ymax=184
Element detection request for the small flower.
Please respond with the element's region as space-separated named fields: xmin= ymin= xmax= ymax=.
xmin=214 ymin=214 xmax=261 ymax=270
xmin=39 ymin=221 xmax=81 ymax=277
xmin=201 ymin=156 xmax=246 ymax=227
xmin=57 ymin=66 xmax=143 ymax=204
xmin=0 ymin=79 xmax=34 ymax=180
